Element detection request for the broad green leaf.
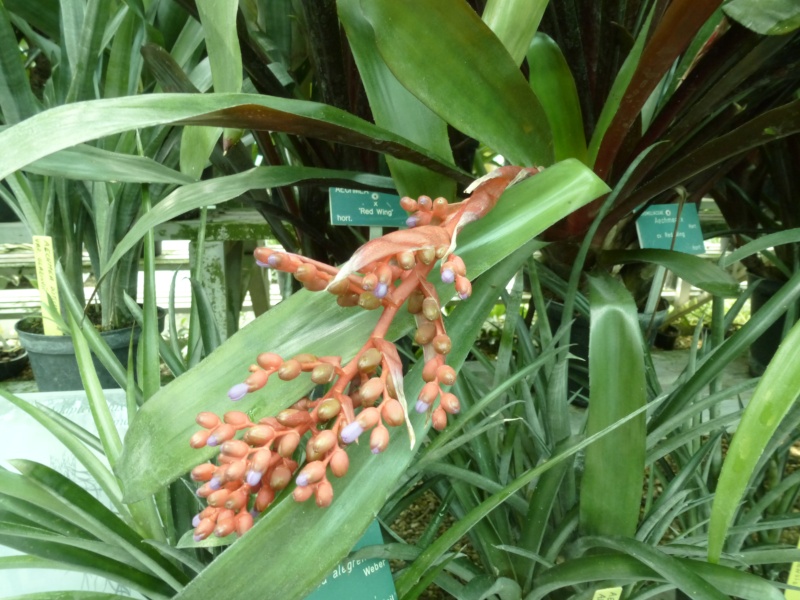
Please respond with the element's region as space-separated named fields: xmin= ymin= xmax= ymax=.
xmin=104 ymin=7 xmax=143 ymax=99
xmin=529 ymin=550 xmax=783 ymax=600
xmin=527 ymin=33 xmax=587 ymax=164
xmin=708 ymin=317 xmax=800 ymax=562
xmin=0 ymin=93 xmax=468 ymax=184
xmin=117 ymin=159 xmax=608 ymax=500
xmin=482 ymin=0 xmax=547 ymax=66
xmin=580 ymin=274 xmax=646 ymax=538
xmin=179 ymin=126 xmax=220 ymax=179
xmin=359 ymin=0 xmax=554 ymax=166
xmin=600 ymin=249 xmax=740 ymax=297
xmin=22 ymin=144 xmax=194 ymax=184
xmin=195 ymin=0 xmax=242 ymax=149
xmin=338 ymin=0 xmax=455 ymax=200
xmin=723 ymin=0 xmax=800 ymax=34
xmin=65 ymin=0 xmax=112 ymax=103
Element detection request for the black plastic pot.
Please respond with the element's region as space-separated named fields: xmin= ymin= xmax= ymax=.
xmin=748 ymin=275 xmax=793 ymax=377
xmin=15 ymin=312 xmax=164 ymax=392
xmin=0 ymin=349 xmax=29 ymax=380
xmin=654 ymin=325 xmax=680 ymax=351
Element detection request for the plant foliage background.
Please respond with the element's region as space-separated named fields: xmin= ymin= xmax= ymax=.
xmin=1 ymin=0 xmax=800 ymax=599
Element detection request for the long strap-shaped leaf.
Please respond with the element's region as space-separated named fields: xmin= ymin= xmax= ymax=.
xmin=528 ymin=547 xmax=783 ymax=600
xmin=579 ymin=274 xmax=646 ymax=538
xmin=0 ymin=93 xmax=468 ymax=183
xmin=708 ymin=316 xmax=800 ymax=562
xmin=358 ymin=0 xmax=553 ymax=167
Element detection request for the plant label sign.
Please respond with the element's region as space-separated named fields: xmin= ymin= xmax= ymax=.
xmin=635 ymin=203 xmax=705 ymax=254
xmin=591 ymin=587 xmax=622 ymax=600
xmin=32 ymin=235 xmax=62 ymax=335
xmin=305 ymin=519 xmax=397 ymax=600
xmin=329 ymin=188 xmax=406 ymax=227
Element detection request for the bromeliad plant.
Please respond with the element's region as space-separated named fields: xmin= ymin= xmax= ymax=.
xmin=186 ymin=167 xmax=541 ymax=540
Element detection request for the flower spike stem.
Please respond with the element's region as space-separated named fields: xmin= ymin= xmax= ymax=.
xmin=189 ymin=166 xmax=541 ymax=541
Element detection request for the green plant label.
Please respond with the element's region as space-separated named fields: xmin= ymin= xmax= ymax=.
xmin=787 ymin=554 xmax=800 ymax=599
xmin=591 ymin=587 xmax=622 ymax=600
xmin=305 ymin=520 xmax=397 ymax=600
xmin=329 ymin=188 xmax=406 ymax=227
xmin=635 ymin=204 xmax=705 ymax=254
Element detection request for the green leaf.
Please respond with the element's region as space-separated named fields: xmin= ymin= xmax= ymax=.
xmin=723 ymin=0 xmax=800 ymax=34
xmin=0 ymin=389 xmax=126 ymax=520
xmin=0 ymin=93 xmax=468 ymax=184
xmin=65 ymin=0 xmax=112 ymax=103
xmin=0 ymin=594 xmax=139 ymax=600
xmin=600 ymin=249 xmax=740 ymax=297
xmin=708 ymin=316 xmax=800 ymax=562
xmin=21 ymin=144 xmax=194 ymax=184
xmin=482 ymin=0 xmax=547 ymax=66
xmin=580 ymin=274 xmax=646 ymax=538
xmin=67 ymin=313 xmax=123 ymax=467
xmin=529 ymin=550 xmax=782 ymax=600
xmin=0 ymin=2 xmax=39 ymax=123
xmin=116 ymin=160 xmax=609 ymax=502
xmin=338 ymin=0 xmax=455 ymax=200
xmin=527 ymin=33 xmax=587 ymax=164
xmin=720 ymin=227 xmax=800 ymax=276
xmin=359 ymin=0 xmax=553 ymax=166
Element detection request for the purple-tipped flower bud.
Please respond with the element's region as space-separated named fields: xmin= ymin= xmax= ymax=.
xmin=227 ymin=383 xmax=248 ymax=401
xmin=267 ymin=254 xmax=281 ymax=267
xmin=341 ymin=421 xmax=365 ymax=444
xmin=256 ymin=259 xmax=269 ymax=267
xmin=441 ymin=268 xmax=455 ymax=284
xmin=208 ymin=477 xmax=222 ymax=491
xmin=415 ymin=400 xmax=430 ymax=413
xmin=406 ymin=216 xmax=419 ymax=228
xmin=207 ymin=435 xmax=219 ymax=447
xmin=192 ymin=513 xmax=202 ymax=527
xmin=246 ymin=470 xmax=262 ymax=487
xmin=374 ymin=282 xmax=388 ymax=299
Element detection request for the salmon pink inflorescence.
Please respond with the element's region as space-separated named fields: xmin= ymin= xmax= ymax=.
xmin=188 ymin=166 xmax=541 ymax=541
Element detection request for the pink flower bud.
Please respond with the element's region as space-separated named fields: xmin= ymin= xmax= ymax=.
xmin=245 ymin=369 xmax=269 ymax=392
xmin=381 ymin=398 xmax=406 ymax=427
xmin=277 ymin=430 xmax=301 ymax=457
xmin=235 ymin=511 xmax=254 ymax=536
xmin=432 ymin=406 xmax=448 ymax=431
xmin=196 ymin=412 xmax=220 ymax=428
xmin=316 ymin=481 xmax=334 ymax=508
xmin=330 ymin=449 xmax=349 ymax=478
xmin=257 ymin=352 xmax=283 ymax=370
xmin=189 ymin=430 xmax=211 ymax=448
xmin=296 ymin=461 xmax=326 ymax=487
xmin=441 ymin=392 xmax=461 ymax=415
xmin=370 ymin=425 xmax=390 ymax=454
xmin=190 ymin=463 xmax=215 ymax=482
xmin=269 ymin=465 xmax=293 ymax=490
xmin=293 ymin=484 xmax=314 ymax=503
xmin=223 ymin=411 xmax=250 ymax=426
xmin=436 ymin=365 xmax=457 ymax=386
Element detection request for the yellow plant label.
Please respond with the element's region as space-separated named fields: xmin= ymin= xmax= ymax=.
xmin=32 ymin=235 xmax=62 ymax=336
xmin=786 ymin=538 xmax=800 ymax=599
xmin=592 ymin=588 xmax=623 ymax=600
